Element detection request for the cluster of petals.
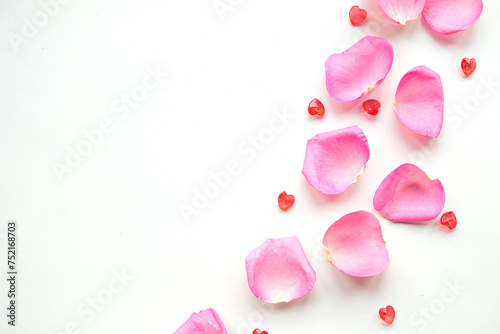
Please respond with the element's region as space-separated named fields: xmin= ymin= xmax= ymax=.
xmin=375 ymin=0 xmax=483 ymax=35
xmin=245 ymin=236 xmax=316 ymax=303
xmin=325 ymin=36 xmax=394 ymax=103
xmin=373 ymin=163 xmax=445 ymax=222
xmin=323 ymin=210 xmax=390 ymax=277
xmin=394 ymin=66 xmax=444 ymax=137
xmin=174 ymin=308 xmax=227 ymax=334
xmin=302 ymin=126 xmax=370 ymax=195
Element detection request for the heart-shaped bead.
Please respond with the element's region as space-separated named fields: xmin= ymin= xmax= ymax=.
xmin=379 ymin=305 xmax=395 ymax=324
xmin=461 ymin=57 xmax=476 ymax=77
xmin=440 ymin=211 xmax=457 ymax=230
xmin=362 ymin=99 xmax=381 ymax=116
xmin=308 ymin=98 xmax=325 ymax=117
xmin=349 ymin=5 xmax=367 ymax=26
xmin=278 ymin=191 xmax=295 ymax=211
xmin=253 ymin=329 xmax=269 ymax=334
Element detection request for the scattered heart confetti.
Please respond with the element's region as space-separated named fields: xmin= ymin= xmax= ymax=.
xmin=308 ymin=98 xmax=325 ymax=117
xmin=349 ymin=5 xmax=367 ymax=26
xmin=379 ymin=305 xmax=395 ymax=324
xmin=461 ymin=57 xmax=477 ymax=77
xmin=253 ymin=329 xmax=269 ymax=334
xmin=440 ymin=211 xmax=457 ymax=230
xmin=278 ymin=191 xmax=295 ymax=210
xmin=362 ymin=99 xmax=381 ymax=116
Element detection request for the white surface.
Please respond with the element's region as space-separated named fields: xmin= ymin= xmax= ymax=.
xmin=1 ymin=1 xmax=500 ymax=333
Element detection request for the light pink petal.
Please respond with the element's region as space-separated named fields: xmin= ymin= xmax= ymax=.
xmin=174 ymin=308 xmax=228 ymax=334
xmin=376 ymin=0 xmax=426 ymax=25
xmin=325 ymin=36 xmax=394 ymax=103
xmin=302 ymin=126 xmax=369 ymax=195
xmin=373 ymin=163 xmax=445 ymax=222
xmin=323 ymin=210 xmax=389 ymax=277
xmin=423 ymin=0 xmax=483 ymax=35
xmin=394 ymin=66 xmax=444 ymax=138
xmin=245 ymin=236 xmax=316 ymax=303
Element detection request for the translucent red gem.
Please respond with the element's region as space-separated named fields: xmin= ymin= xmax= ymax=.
xmin=440 ymin=211 xmax=457 ymax=230
xmin=253 ymin=329 xmax=268 ymax=334
xmin=349 ymin=5 xmax=367 ymax=26
xmin=379 ymin=305 xmax=395 ymax=324
xmin=308 ymin=98 xmax=325 ymax=117
xmin=362 ymin=99 xmax=381 ymax=116
xmin=461 ymin=58 xmax=476 ymax=77
xmin=278 ymin=191 xmax=295 ymax=211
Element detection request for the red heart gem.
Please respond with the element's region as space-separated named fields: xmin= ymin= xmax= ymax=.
xmin=253 ymin=329 xmax=269 ymax=334
xmin=440 ymin=211 xmax=457 ymax=230
xmin=278 ymin=191 xmax=295 ymax=211
xmin=461 ymin=57 xmax=476 ymax=77
xmin=349 ymin=5 xmax=367 ymax=26
xmin=308 ymin=98 xmax=325 ymax=117
xmin=379 ymin=305 xmax=395 ymax=324
xmin=362 ymin=99 xmax=381 ymax=116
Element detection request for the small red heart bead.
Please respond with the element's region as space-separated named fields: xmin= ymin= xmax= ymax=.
xmin=253 ymin=329 xmax=269 ymax=334
xmin=362 ymin=99 xmax=381 ymax=116
xmin=278 ymin=191 xmax=295 ymax=211
xmin=379 ymin=305 xmax=395 ymax=324
xmin=461 ymin=57 xmax=476 ymax=77
xmin=440 ymin=211 xmax=457 ymax=230
xmin=349 ymin=5 xmax=367 ymax=26
xmin=308 ymin=98 xmax=325 ymax=117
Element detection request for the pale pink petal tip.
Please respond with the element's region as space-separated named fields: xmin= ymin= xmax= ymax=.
xmin=174 ymin=308 xmax=227 ymax=334
xmin=302 ymin=126 xmax=370 ymax=195
xmin=325 ymin=36 xmax=394 ymax=103
xmin=376 ymin=0 xmax=426 ymax=25
xmin=395 ymin=66 xmax=444 ymax=138
xmin=245 ymin=236 xmax=316 ymax=303
xmin=423 ymin=0 xmax=483 ymax=35
xmin=373 ymin=163 xmax=445 ymax=223
xmin=323 ymin=210 xmax=389 ymax=277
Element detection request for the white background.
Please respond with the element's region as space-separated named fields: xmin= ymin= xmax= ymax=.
xmin=1 ymin=0 xmax=500 ymax=333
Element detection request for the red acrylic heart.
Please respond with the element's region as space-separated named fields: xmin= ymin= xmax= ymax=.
xmin=461 ymin=57 xmax=476 ymax=77
xmin=278 ymin=191 xmax=295 ymax=211
xmin=379 ymin=305 xmax=395 ymax=324
xmin=253 ymin=329 xmax=269 ymax=334
xmin=349 ymin=5 xmax=367 ymax=26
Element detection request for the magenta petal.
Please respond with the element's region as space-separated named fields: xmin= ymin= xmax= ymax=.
xmin=423 ymin=0 xmax=483 ymax=35
xmin=325 ymin=36 xmax=394 ymax=103
xmin=245 ymin=236 xmax=316 ymax=303
xmin=373 ymin=163 xmax=445 ymax=222
xmin=302 ymin=126 xmax=370 ymax=195
xmin=395 ymin=66 xmax=444 ymax=138
xmin=323 ymin=211 xmax=389 ymax=277
xmin=174 ymin=308 xmax=227 ymax=334
xmin=376 ymin=0 xmax=426 ymax=25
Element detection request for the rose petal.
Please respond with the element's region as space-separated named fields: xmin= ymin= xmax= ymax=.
xmin=245 ymin=236 xmax=316 ymax=303
xmin=394 ymin=66 xmax=444 ymax=138
xmin=302 ymin=126 xmax=370 ymax=195
xmin=323 ymin=210 xmax=389 ymax=277
xmin=174 ymin=308 xmax=227 ymax=334
xmin=423 ymin=0 xmax=483 ymax=35
xmin=375 ymin=0 xmax=426 ymax=25
xmin=373 ymin=163 xmax=445 ymax=222
xmin=325 ymin=36 xmax=394 ymax=103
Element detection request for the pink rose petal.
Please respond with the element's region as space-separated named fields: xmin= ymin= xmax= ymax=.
xmin=174 ymin=308 xmax=227 ymax=334
xmin=302 ymin=126 xmax=369 ymax=195
xmin=423 ymin=0 xmax=483 ymax=35
xmin=395 ymin=66 xmax=444 ymax=138
xmin=376 ymin=0 xmax=426 ymax=25
xmin=325 ymin=36 xmax=394 ymax=103
xmin=373 ymin=163 xmax=445 ymax=222
xmin=323 ymin=210 xmax=389 ymax=277
xmin=245 ymin=236 xmax=316 ymax=303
